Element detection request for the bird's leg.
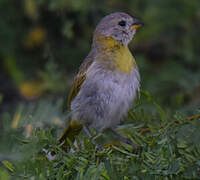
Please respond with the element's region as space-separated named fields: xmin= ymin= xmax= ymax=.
xmin=83 ymin=125 xmax=93 ymax=137
xmin=83 ymin=125 xmax=97 ymax=145
xmin=109 ymin=128 xmax=138 ymax=152
xmin=83 ymin=125 xmax=103 ymax=151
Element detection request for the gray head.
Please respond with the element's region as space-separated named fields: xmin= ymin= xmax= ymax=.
xmin=93 ymin=12 xmax=143 ymax=46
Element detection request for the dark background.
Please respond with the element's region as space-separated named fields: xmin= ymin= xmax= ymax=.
xmin=0 ymin=0 xmax=200 ymax=118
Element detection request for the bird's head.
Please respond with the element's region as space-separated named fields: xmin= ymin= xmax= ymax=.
xmin=93 ymin=12 xmax=143 ymax=46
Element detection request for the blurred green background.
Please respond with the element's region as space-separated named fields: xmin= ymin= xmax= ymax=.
xmin=0 ymin=0 xmax=200 ymax=115
xmin=0 ymin=0 xmax=200 ymax=179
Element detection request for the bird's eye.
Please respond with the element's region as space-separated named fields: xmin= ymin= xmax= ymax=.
xmin=118 ymin=20 xmax=126 ymax=27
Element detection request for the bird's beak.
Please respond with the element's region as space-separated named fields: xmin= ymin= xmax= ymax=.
xmin=131 ymin=20 xmax=144 ymax=30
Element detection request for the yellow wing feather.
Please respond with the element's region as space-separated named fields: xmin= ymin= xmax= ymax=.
xmin=67 ymin=57 xmax=93 ymax=109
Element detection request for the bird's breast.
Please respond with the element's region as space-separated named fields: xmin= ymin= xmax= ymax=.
xmin=111 ymin=45 xmax=136 ymax=73
xmin=94 ymin=35 xmax=136 ymax=73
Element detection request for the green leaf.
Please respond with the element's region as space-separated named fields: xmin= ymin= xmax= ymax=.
xmin=2 ymin=161 xmax=14 ymax=172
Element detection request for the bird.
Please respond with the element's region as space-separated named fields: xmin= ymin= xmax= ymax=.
xmin=58 ymin=12 xmax=143 ymax=151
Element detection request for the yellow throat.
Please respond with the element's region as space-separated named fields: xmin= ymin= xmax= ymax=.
xmin=94 ymin=35 xmax=136 ymax=73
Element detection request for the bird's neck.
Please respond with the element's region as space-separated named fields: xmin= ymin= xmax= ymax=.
xmin=92 ymin=34 xmax=136 ymax=73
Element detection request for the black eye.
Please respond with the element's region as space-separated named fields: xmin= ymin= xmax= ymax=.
xmin=118 ymin=20 xmax=126 ymax=27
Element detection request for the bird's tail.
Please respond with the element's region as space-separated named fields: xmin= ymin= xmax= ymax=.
xmin=58 ymin=119 xmax=83 ymax=151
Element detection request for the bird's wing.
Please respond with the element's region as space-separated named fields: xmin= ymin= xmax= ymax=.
xmin=66 ymin=56 xmax=93 ymax=110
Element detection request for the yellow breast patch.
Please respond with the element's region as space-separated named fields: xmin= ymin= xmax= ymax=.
xmin=95 ymin=35 xmax=136 ymax=73
xmin=113 ymin=45 xmax=135 ymax=73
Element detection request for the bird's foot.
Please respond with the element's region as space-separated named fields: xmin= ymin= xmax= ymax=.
xmin=109 ymin=128 xmax=138 ymax=153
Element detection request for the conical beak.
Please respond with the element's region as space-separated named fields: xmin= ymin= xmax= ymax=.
xmin=131 ymin=19 xmax=144 ymax=30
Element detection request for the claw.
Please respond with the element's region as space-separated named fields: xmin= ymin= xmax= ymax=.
xmin=103 ymin=142 xmax=121 ymax=148
xmin=139 ymin=128 xmax=150 ymax=134
xmin=109 ymin=128 xmax=138 ymax=153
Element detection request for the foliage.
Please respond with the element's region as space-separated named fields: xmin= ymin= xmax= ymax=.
xmin=0 ymin=94 xmax=200 ymax=179
xmin=0 ymin=0 xmax=199 ymax=110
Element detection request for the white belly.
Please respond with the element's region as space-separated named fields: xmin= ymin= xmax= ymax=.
xmin=71 ymin=63 xmax=140 ymax=130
